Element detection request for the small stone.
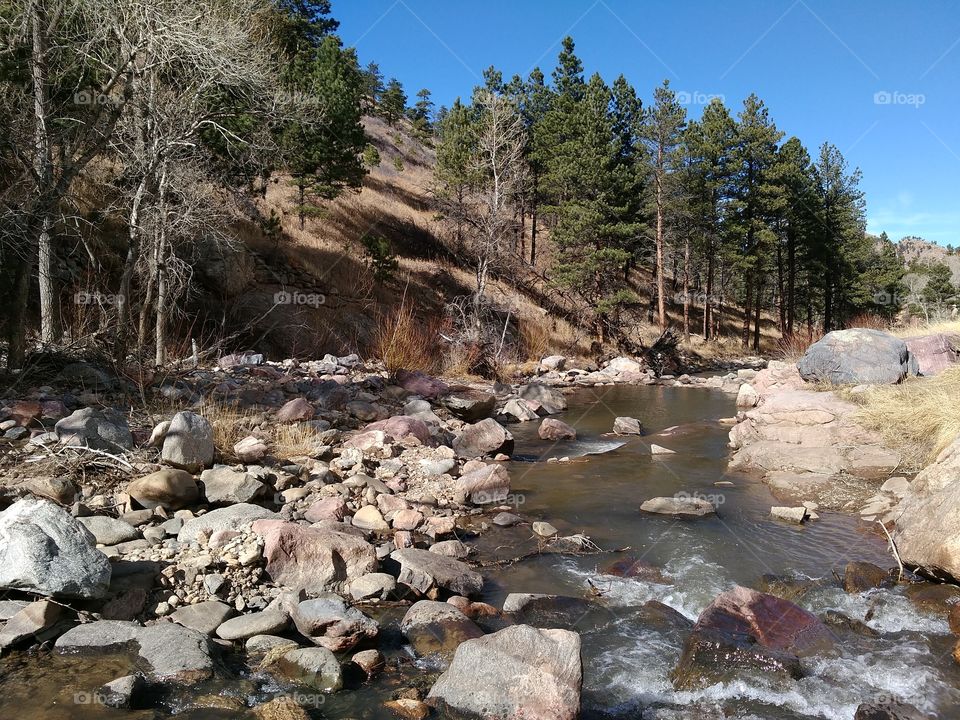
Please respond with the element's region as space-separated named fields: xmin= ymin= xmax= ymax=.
xmin=649 ymin=444 xmax=676 ymax=455
xmin=771 ymin=506 xmax=807 ymax=524
xmin=352 ymin=505 xmax=389 ymax=532
xmin=384 ymin=699 xmax=430 ymax=720
xmin=351 ymin=649 xmax=385 ymax=676
xmin=216 ymin=609 xmax=288 ymax=640
xmin=612 ymin=417 xmax=642 ymax=435
xmin=532 ymin=521 xmax=558 ymax=538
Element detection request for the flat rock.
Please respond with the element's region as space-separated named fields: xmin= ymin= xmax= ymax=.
xmin=0 ymin=600 xmax=61 ymax=649
xmin=640 ymin=496 xmax=715 ymax=517
xmin=54 ymin=407 xmax=132 ymax=451
xmin=216 ymin=609 xmax=289 ymax=640
xmin=770 ymin=506 xmax=807 ymax=524
xmin=78 ymin=516 xmax=140 ymax=545
xmin=392 ymin=548 xmax=483 ymax=596
xmin=170 ymin=600 xmax=235 ymax=635
xmin=126 ymin=469 xmax=199 ymax=510
xmin=178 ymin=504 xmax=278 ymax=543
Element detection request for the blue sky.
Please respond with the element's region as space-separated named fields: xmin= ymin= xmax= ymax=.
xmin=334 ymin=0 xmax=960 ymax=246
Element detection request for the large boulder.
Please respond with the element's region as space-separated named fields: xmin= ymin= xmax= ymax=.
xmin=893 ymin=458 xmax=960 ymax=581
xmin=427 ymin=625 xmax=582 ymax=720
xmin=54 ymin=407 xmax=132 ymax=451
xmin=903 ymin=333 xmax=959 ymax=376
xmin=177 ymin=503 xmax=278 ymax=542
xmin=56 ymin=620 xmax=213 ymax=682
xmin=253 ymin=520 xmax=378 ymax=594
xmin=797 ymin=329 xmax=917 ymax=385
xmin=518 ymin=383 xmax=567 ymax=414
xmin=442 ymin=388 xmax=497 ymax=423
xmin=291 ymin=594 xmax=378 ymax=652
xmin=0 ymin=498 xmax=111 ymax=599
xmin=162 ymin=411 xmax=215 ymax=473
xmin=452 ymin=418 xmax=514 ymax=458
xmin=456 ymin=463 xmax=510 ymax=505
xmin=391 ymin=548 xmax=483 ymax=596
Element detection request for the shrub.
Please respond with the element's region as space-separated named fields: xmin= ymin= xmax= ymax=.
xmin=362 ymin=144 xmax=381 ymax=167
xmin=361 ymin=234 xmax=399 ymax=282
xmin=372 ymin=299 xmax=441 ymax=375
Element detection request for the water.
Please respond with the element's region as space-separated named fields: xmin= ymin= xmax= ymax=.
xmin=2 ymin=384 xmax=958 ymax=719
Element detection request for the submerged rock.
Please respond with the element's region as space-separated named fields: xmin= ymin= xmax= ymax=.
xmin=640 ymin=496 xmax=715 ymax=517
xmin=427 ymin=624 xmax=582 ymax=720
xmin=277 ymin=647 xmax=343 ymax=692
xmin=400 ymin=600 xmax=484 ymax=658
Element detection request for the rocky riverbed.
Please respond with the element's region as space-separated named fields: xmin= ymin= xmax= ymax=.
xmin=0 ymin=340 xmax=958 ymax=719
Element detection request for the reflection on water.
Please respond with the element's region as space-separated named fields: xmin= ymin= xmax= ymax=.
xmin=2 ymin=384 xmax=958 ymax=719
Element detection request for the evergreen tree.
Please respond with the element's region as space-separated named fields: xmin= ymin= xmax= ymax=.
xmin=409 ymin=88 xmax=434 ymax=134
xmin=361 ymin=61 xmax=385 ymax=109
xmin=380 ymin=78 xmax=407 ymax=125
xmin=434 ymin=99 xmax=479 ymax=248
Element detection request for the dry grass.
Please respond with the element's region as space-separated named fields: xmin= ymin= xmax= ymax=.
xmin=851 ymin=366 xmax=960 ymax=469
xmin=272 ymin=423 xmax=324 ymax=460
xmin=372 ymin=299 xmax=442 ymax=375
xmin=196 ymin=401 xmax=262 ymax=462
xmin=774 ymin=331 xmax=820 ymax=361
xmin=889 ymin=319 xmax=960 ymax=338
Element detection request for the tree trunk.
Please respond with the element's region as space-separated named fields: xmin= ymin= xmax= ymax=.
xmin=703 ymin=238 xmax=714 ymax=340
xmin=682 ymin=235 xmax=690 ymax=339
xmin=787 ymin=229 xmax=796 ymax=335
xmin=530 ymin=172 xmax=538 ymax=266
xmin=115 ymin=176 xmax=147 ymax=359
xmin=753 ymin=271 xmax=763 ymax=351
xmin=655 ymin=146 xmax=666 ymax=331
xmin=776 ymin=241 xmax=786 ymax=334
xmin=741 ymin=271 xmax=753 ymax=348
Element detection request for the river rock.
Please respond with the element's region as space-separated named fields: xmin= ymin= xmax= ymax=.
xmin=97 ymin=675 xmax=141 ymax=709
xmin=540 ymin=355 xmax=567 ymax=371
xmin=276 ymin=398 xmax=314 ymax=422
xmin=903 ymin=333 xmax=958 ymax=376
xmin=291 ymin=594 xmax=378 ymax=652
xmin=162 ymin=412 xmax=215 ymax=472
xmin=178 ymin=504 xmax=278 ymax=542
xmin=0 ymin=497 xmax=111 ymax=598
xmin=252 ymin=696 xmax=310 ymax=720
xmin=910 ymin=436 xmax=960 ymax=495
xmin=538 ymin=418 xmax=576 ymax=441
xmin=770 ymin=506 xmax=807 ymax=524
xmin=854 ymin=700 xmax=932 ymax=720
xmin=392 ymin=548 xmax=483 ymax=596
xmin=457 ymin=463 xmax=510 ymax=505
xmin=126 ymin=469 xmax=199 ymax=510
xmin=427 ymin=624 xmax=582 ymax=720
xmin=0 ymin=600 xmax=61 ymax=649
xmin=502 ymin=398 xmax=540 ymax=422
xmin=170 ymin=600 xmax=235 ymax=635
xmin=843 ymin=561 xmax=892 ymax=593
xmin=216 ymin=609 xmax=289 ymax=640
xmin=503 ymin=594 xmax=592 ymax=627
xmin=443 ymin=388 xmax=497 ymax=422
xmin=56 ymin=620 xmax=213 ymax=682
xmin=200 ymin=466 xmax=267 ymax=505
xmin=453 ymin=418 xmax=514 ymax=458
xmin=613 ymin=417 xmax=642 ymax=435
xmin=253 ymin=520 xmax=377 ymax=593
xmin=400 ymin=600 xmax=484 ymax=658
xmin=346 ymin=572 xmax=396 ymax=601
xmin=304 ymin=497 xmax=347 ymax=523
xmin=277 ymin=647 xmax=343 ymax=692
xmin=519 ymin=383 xmax=567 ymax=414
xmin=798 ymin=329 xmax=917 ymax=385
xmin=352 ymin=505 xmax=389 ymax=532
xmin=21 ymin=475 xmax=77 ymax=505
xmin=385 ymin=699 xmax=430 ymax=720
xmin=892 ymin=474 xmax=960 ymax=581
xmin=736 ymin=383 xmax=760 ymax=408
xmin=640 ymin=496 xmax=715 ymax=517
xmin=365 ymin=415 xmax=433 ymax=444
xmin=54 ymin=407 xmax=133 ymax=451
xmin=78 ymin=515 xmax=140 ymax=545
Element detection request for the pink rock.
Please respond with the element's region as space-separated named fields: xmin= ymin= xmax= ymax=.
xmin=208 ymin=529 xmax=240 ymax=549
xmin=904 ymin=333 xmax=959 ymax=376
xmin=276 ymin=397 xmax=315 ymax=423
xmin=395 ymin=370 xmax=449 ymax=399
xmin=538 ymin=418 xmax=576 ymax=441
xmin=304 ymin=497 xmax=347 ymax=523
xmin=392 ymin=509 xmax=424 ymax=531
xmin=365 ymin=416 xmax=433 ymax=445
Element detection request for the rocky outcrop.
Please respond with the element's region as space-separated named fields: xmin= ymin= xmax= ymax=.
xmin=903 ymin=333 xmax=959 ymax=376
xmin=0 ymin=498 xmax=111 ymax=599
xmin=427 ymin=625 xmax=582 ymax=720
xmin=798 ymin=329 xmax=918 ymax=385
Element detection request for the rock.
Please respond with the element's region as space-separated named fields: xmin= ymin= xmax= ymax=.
xmin=736 ymin=383 xmax=759 ymax=408
xmin=219 ymin=351 xmax=264 ymax=368
xmin=291 ymin=594 xmax=378 ymax=652
xmin=539 ymin=355 xmax=566 ymax=371
xmin=254 ymin=520 xmax=377 ymax=593
xmin=252 ymin=696 xmax=310 ymax=720
xmin=854 ymin=700 xmax=932 ymax=720
xmin=502 ymin=594 xmax=592 ymax=627
xmin=640 ymin=496 xmax=715 ymax=517
xmin=21 ymin=475 xmax=76 ymax=505
xmin=0 ymin=599 xmax=61 ymax=649
xmin=457 ymin=463 xmax=510 ymax=505
xmin=427 ymin=625 xmax=581 ymax=720
xmin=54 ymin=407 xmax=133 ymax=451
xmin=304 ymin=497 xmax=347 ymax=523
xmin=170 ymin=600 xmax=235 ymax=635
xmin=97 ymin=675 xmax=141 ymax=709
xmin=843 ymin=561 xmax=892 ymax=593
xmin=395 ymin=370 xmax=449 ymax=399
xmin=351 ymin=648 xmax=385 ymax=676
xmin=519 ymin=383 xmax=567 ymax=414
xmin=770 ymin=506 xmax=807 ymax=524
xmin=602 ymin=557 xmax=666 ymax=583
xmin=604 ymin=356 xmax=644 ymax=375
xmin=78 ymin=516 xmax=140 ymax=545
xmin=200 ymin=466 xmax=267 ymax=505
xmin=385 ymin=699 xmax=431 ymax=720
xmin=246 ymin=634 xmax=298 ymax=655
xmin=126 ymin=469 xmax=199 ymax=510
xmin=430 ymin=540 xmax=470 ymax=559
xmin=56 ymin=620 xmax=213 ymax=682
xmin=443 ymin=389 xmax=497 ymax=423
xmin=162 ymin=412 xmax=215 ymax=473
xmin=903 ymin=333 xmax=959 ymax=376
xmin=347 ymin=572 xmax=396 ymax=601
xmin=893 ymin=477 xmax=960 ymax=581
xmin=881 ymin=476 xmax=911 ymax=497
xmin=492 ymin=512 xmax=521 ymax=527
xmin=392 ymin=548 xmax=483 ymax=596
xmin=0 ymin=497 xmax=111 ymax=598
xmin=650 ymin=443 xmax=676 ymax=455
xmin=365 ymin=415 xmax=433 ymax=444
xmin=612 ymin=417 xmax=642 ymax=435
xmin=277 ymin=647 xmax=343 ymax=692
xmin=502 ymin=398 xmax=539 ymax=422
xmin=216 ymin=609 xmax=289 ymax=640
xmin=538 ymin=418 xmax=576 ymax=441
xmin=277 ymin=398 xmax=315 ymax=423
xmin=352 ymin=505 xmax=389 ymax=532
xmin=234 ymin=435 xmax=268 ymax=463
xmin=178 ymin=504 xmax=278 ymax=542
xmin=400 ymin=600 xmax=484 ymax=658
xmin=911 ymin=436 xmax=960 ymax=495
xmin=798 ymin=329 xmax=917 ymax=385
xmin=532 ymin=521 xmax=558 ymax=537
xmin=392 ymin=508 xmax=424 ymax=531
xmin=453 ymin=418 xmax=514 ymax=458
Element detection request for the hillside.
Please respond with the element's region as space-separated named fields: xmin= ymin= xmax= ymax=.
xmin=897 ymin=236 xmax=960 ymax=281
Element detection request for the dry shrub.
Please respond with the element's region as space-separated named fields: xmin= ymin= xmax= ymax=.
xmin=775 ymin=331 xmax=819 ymax=361
xmin=846 ymin=313 xmax=891 ymax=331
xmin=890 ymin=319 xmax=960 ymax=339
xmin=852 ymin=366 xmax=960 ymax=469
xmin=441 ymin=341 xmax=484 ymax=378
xmin=517 ymin=316 xmax=552 ymax=361
xmin=272 ymin=423 xmax=323 ymax=461
xmin=197 ymin=401 xmax=261 ymax=461
xmin=372 ymin=300 xmax=442 ymax=375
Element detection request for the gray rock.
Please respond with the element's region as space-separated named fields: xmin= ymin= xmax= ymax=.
xmin=56 ymin=620 xmax=213 ymax=682
xmin=54 ymin=407 xmax=132 ymax=451
xmin=492 ymin=512 xmax=521 ymax=527
xmin=170 ymin=600 xmax=235 ymax=636
xmin=443 ymin=389 xmax=497 ymax=423
xmin=278 ymin=647 xmax=343 ymax=692
xmin=502 ymin=398 xmax=539 ymax=422
xmin=427 ymin=625 xmax=582 ymax=720
xmin=457 ymin=464 xmax=510 ymax=505
xmin=400 ymin=600 xmax=484 ymax=658
xmin=0 ymin=498 xmax=111 ymax=598
xmin=78 ymin=516 xmax=140 ymax=545
xmin=346 ymin=572 xmax=396 ymax=601
xmin=97 ymin=675 xmax=142 ymax=709
xmin=291 ymin=595 xmax=378 ymax=652
xmin=639 ymin=496 xmax=716 ymax=518
xmin=539 ymin=355 xmax=566 ymax=371
xmin=0 ymin=600 xmax=30 ymax=620
xmin=177 ymin=504 xmax=278 ymax=543
xmin=200 ymin=466 xmax=267 ymax=505
xmin=391 ymin=548 xmax=483 ymax=596
xmin=612 ymin=417 xmax=642 ymax=435
xmin=518 ymin=383 xmax=568 ymax=414
xmin=0 ymin=600 xmax=61 ymax=649
xmin=126 ymin=469 xmax=199 ymax=510
xmin=453 ymin=418 xmax=514 ymax=458
xmin=162 ymin=411 xmax=215 ymax=473
xmin=798 ymin=329 xmax=918 ymax=386
xmin=770 ymin=506 xmax=807 ymax=524
xmin=245 ymin=634 xmax=298 ymax=655
xmin=216 ymin=609 xmax=289 ymax=640
xmin=429 ymin=540 xmax=470 ymax=559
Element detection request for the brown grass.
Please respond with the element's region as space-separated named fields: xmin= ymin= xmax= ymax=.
xmin=272 ymin=423 xmax=324 ymax=460
xmin=774 ymin=330 xmax=819 ymax=361
xmin=198 ymin=401 xmax=262 ymax=462
xmin=372 ymin=298 xmax=442 ymax=375
xmin=851 ymin=366 xmax=960 ymax=469
xmin=518 ymin=316 xmax=552 ymax=361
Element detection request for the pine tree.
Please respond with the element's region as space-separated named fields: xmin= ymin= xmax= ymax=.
xmin=435 ymin=99 xmax=479 ymax=249
xmin=361 ymin=61 xmax=384 ymax=110
xmin=380 ymin=78 xmax=407 ymax=126
xmin=410 ymin=88 xmax=434 ymax=134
